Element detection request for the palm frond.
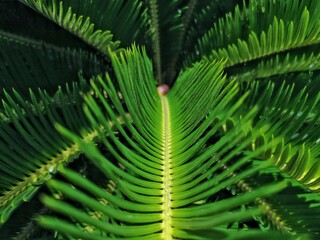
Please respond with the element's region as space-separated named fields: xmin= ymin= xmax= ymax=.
xmin=226 ymin=47 xmax=320 ymax=83
xmin=0 ymin=0 xmax=88 ymax=49
xmin=35 ymin=46 xmax=294 ymax=240
xmin=233 ymin=80 xmax=320 ymax=192
xmin=0 ymin=83 xmax=98 ymax=224
xmin=19 ymin=0 xmax=147 ymax=55
xmin=186 ymin=0 xmax=320 ymax=81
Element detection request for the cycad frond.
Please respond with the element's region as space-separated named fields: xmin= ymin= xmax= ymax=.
xmin=36 ymin=46 xmax=299 ymax=240
xmin=0 ymin=83 xmax=98 ymax=224
xmin=237 ymin=81 xmax=320 ymax=192
xmin=244 ymin=175 xmax=320 ymax=237
xmin=186 ymin=0 xmax=320 ymax=79
xmin=0 ymin=0 xmax=88 ymax=49
xmin=19 ymin=0 xmax=147 ymax=55
xmin=183 ymin=0 xmax=233 ymax=59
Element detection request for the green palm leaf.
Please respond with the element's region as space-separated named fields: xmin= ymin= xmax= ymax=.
xmin=35 ymin=46 xmax=303 ymax=240
xmin=19 ymin=0 xmax=148 ymax=55
xmin=186 ymin=0 xmax=320 ymax=82
xmin=0 ymin=0 xmax=88 ymax=49
xmin=0 ymin=83 xmax=98 ymax=224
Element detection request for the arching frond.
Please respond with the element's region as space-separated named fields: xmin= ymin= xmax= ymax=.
xmin=19 ymin=0 xmax=148 ymax=55
xmin=230 ymin=80 xmax=320 ymax=192
xmin=239 ymin=174 xmax=320 ymax=238
xmin=0 ymin=0 xmax=88 ymax=49
xmin=36 ymin=46 xmax=297 ymax=240
xmin=226 ymin=47 xmax=320 ymax=83
xmin=185 ymin=0 xmax=320 ymax=82
xmin=213 ymin=79 xmax=320 ymax=235
xmin=265 ymin=187 xmax=320 ymax=237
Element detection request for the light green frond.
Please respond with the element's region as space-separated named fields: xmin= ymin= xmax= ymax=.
xmin=272 ymin=142 xmax=320 ymax=192
xmin=36 ymin=46 xmax=293 ymax=239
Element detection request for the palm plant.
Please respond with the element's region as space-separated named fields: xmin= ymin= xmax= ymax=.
xmin=0 ymin=0 xmax=320 ymax=239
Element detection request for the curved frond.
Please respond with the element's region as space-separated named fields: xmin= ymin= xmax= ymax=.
xmin=224 ymin=80 xmax=320 ymax=193
xmin=0 ymin=83 xmax=98 ymax=224
xmin=19 ymin=0 xmax=148 ymax=55
xmin=186 ymin=0 xmax=320 ymax=81
xmin=241 ymin=174 xmax=320 ymax=237
xmin=266 ymin=187 xmax=320 ymax=237
xmin=37 ymin=46 xmax=294 ymax=239
xmin=212 ymin=77 xmax=320 ymax=235
xmin=227 ymin=47 xmax=320 ymax=82
xmin=0 ymin=0 xmax=88 ymax=49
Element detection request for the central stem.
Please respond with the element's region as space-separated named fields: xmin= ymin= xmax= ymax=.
xmin=161 ymin=95 xmax=172 ymax=239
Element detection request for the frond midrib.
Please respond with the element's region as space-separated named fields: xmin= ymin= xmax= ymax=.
xmin=223 ymin=38 xmax=320 ymax=69
xmin=0 ymin=30 xmax=64 ymax=52
xmin=161 ymin=95 xmax=173 ymax=239
xmin=0 ymin=129 xmax=98 ymax=208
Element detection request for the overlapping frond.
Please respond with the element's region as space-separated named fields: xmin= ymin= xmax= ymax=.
xmin=266 ymin=187 xmax=320 ymax=237
xmin=0 ymin=83 xmax=99 ymax=224
xmin=0 ymin=0 xmax=88 ymax=49
xmin=215 ymin=80 xmax=320 ymax=194
xmin=184 ymin=72 xmax=320 ymax=235
xmin=227 ymin=49 xmax=320 ymax=83
xmin=0 ymin=0 xmax=319 ymax=239
xmin=19 ymin=0 xmax=148 ymax=55
xmin=36 ymin=47 xmax=293 ymax=239
xmin=185 ymin=0 xmax=320 ymax=82
xmin=242 ymin=174 xmax=320 ymax=238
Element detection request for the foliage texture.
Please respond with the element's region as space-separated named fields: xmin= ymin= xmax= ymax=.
xmin=0 ymin=0 xmax=319 ymax=239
